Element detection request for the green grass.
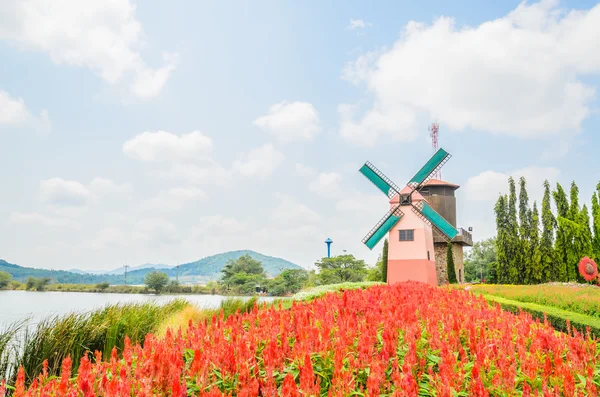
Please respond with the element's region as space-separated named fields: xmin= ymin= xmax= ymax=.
xmin=482 ymin=294 xmax=600 ymax=338
xmin=462 ymin=283 xmax=600 ymax=317
xmin=292 ymin=282 xmax=385 ymax=302
xmin=0 ymin=299 xmax=188 ymax=386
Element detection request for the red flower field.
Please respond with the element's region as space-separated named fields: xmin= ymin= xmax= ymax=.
xmin=3 ymin=282 xmax=599 ymax=396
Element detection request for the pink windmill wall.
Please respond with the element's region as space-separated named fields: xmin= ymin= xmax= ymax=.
xmin=387 ymin=189 xmax=437 ymax=286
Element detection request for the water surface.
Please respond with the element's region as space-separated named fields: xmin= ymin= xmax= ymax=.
xmin=0 ymin=290 xmax=270 ymax=328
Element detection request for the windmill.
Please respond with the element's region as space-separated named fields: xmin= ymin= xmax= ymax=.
xmin=359 ymin=148 xmax=459 ymax=285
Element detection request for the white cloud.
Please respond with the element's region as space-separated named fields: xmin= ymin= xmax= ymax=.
xmin=295 ymin=163 xmax=317 ymax=177
xmin=190 ymin=215 xmax=247 ymax=237
xmin=347 ymin=19 xmax=372 ymax=30
xmin=233 ymin=144 xmax=284 ymax=178
xmin=8 ymin=212 xmax=77 ymax=228
xmin=140 ymin=187 xmax=207 ymax=212
xmin=134 ymin=218 xmax=178 ymax=244
xmin=271 ymin=194 xmax=321 ymax=224
xmin=123 ymin=131 xmax=213 ymax=162
xmin=309 ymin=172 xmax=344 ymax=199
xmin=0 ymin=0 xmax=177 ymax=99
xmin=157 ymin=162 xmax=233 ymax=186
xmin=0 ymin=90 xmax=50 ymax=129
xmin=39 ymin=178 xmax=90 ymax=207
xmin=465 ymin=166 xmax=560 ymax=202
xmin=340 ymin=0 xmax=600 ymax=145
xmin=253 ymin=101 xmax=321 ymax=143
xmin=39 ymin=177 xmax=131 ymax=208
xmin=89 ymin=178 xmax=132 ymax=196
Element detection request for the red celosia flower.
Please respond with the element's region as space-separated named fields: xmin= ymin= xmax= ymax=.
xmin=578 ymin=257 xmax=598 ymax=281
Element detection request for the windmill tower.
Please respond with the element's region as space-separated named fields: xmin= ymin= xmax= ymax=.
xmin=359 ymin=149 xmax=459 ymax=286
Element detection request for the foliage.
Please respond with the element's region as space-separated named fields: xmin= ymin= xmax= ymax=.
xmin=266 ymin=269 xmax=308 ymax=296
xmin=592 ymin=183 xmax=600 ymax=262
xmin=493 ymin=177 xmax=600 ymax=285
xmin=446 ymin=242 xmax=457 ymax=284
xmin=95 ymin=282 xmax=110 ymax=291
xmin=464 ymin=238 xmax=496 ymax=282
xmin=381 ymin=238 xmax=388 ymax=283
xmin=518 ymin=176 xmax=530 ymax=283
xmin=220 ymin=254 xmax=266 ymax=294
xmin=144 ymin=271 xmax=170 ymax=294
xmin=0 ymin=300 xmax=188 ymax=387
xmin=540 ymin=180 xmax=556 ymax=282
xmin=494 ymin=194 xmax=509 ymax=284
xmin=0 ymin=271 xmax=11 ymax=289
xmin=314 ymin=254 xmax=368 ymax=285
xmin=8 ymin=283 xmax=600 ymax=396
xmin=528 ymin=202 xmax=543 ymax=283
xmin=553 ymin=182 xmax=570 ymax=281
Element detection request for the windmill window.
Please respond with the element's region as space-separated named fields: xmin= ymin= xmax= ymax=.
xmin=399 ymin=230 xmax=414 ymax=241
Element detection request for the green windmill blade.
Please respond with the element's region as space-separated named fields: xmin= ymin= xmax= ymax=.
xmin=362 ymin=205 xmax=404 ymax=250
xmin=411 ymin=201 xmax=458 ymax=240
xmin=407 ymin=148 xmax=451 ymax=192
xmin=359 ymin=162 xmax=402 ymax=199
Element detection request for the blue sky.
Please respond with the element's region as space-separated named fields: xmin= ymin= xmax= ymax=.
xmin=1 ymin=0 xmax=599 ymax=271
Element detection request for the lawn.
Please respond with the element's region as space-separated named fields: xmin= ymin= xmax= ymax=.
xmin=7 ymin=282 xmax=600 ymax=396
xmin=462 ymin=283 xmax=600 ymax=317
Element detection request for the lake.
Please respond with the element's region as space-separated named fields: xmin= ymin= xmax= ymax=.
xmin=0 ymin=290 xmax=272 ymax=329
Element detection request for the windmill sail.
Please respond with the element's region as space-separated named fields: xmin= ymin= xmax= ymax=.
xmin=407 ymin=148 xmax=451 ymax=191
xmin=359 ymin=162 xmax=402 ymax=199
xmin=362 ymin=205 xmax=404 ymax=249
xmin=411 ymin=201 xmax=458 ymax=240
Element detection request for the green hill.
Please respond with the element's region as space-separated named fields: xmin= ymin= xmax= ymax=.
xmin=0 ymin=250 xmax=304 ymax=285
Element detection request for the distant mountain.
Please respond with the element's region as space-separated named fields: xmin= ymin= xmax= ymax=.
xmin=73 ymin=263 xmax=173 ymax=275
xmin=0 ymin=251 xmax=303 ymax=285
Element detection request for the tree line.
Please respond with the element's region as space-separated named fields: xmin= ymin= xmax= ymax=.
xmin=493 ymin=177 xmax=600 ymax=284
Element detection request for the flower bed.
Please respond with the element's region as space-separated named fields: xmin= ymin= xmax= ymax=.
xmin=4 ymin=282 xmax=599 ymax=396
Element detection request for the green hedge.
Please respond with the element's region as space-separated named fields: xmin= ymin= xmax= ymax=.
xmin=483 ymin=294 xmax=600 ymax=338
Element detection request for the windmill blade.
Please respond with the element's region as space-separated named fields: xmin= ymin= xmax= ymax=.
xmin=411 ymin=201 xmax=458 ymax=241
xmin=362 ymin=205 xmax=404 ymax=250
xmin=407 ymin=148 xmax=451 ymax=192
xmin=359 ymin=162 xmax=403 ymax=199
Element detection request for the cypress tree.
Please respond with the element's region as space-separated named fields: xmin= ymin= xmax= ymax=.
xmin=529 ymin=202 xmax=543 ymax=283
xmin=507 ymin=177 xmax=520 ymax=283
xmin=495 ymin=194 xmax=509 ymax=284
xmin=518 ymin=177 xmax=531 ymax=283
xmin=540 ymin=180 xmax=556 ymax=282
xmin=592 ymin=183 xmax=600 ymax=262
xmin=382 ymin=238 xmax=389 ymax=283
xmin=554 ymin=183 xmax=570 ymax=281
xmin=447 ymin=242 xmax=457 ymax=284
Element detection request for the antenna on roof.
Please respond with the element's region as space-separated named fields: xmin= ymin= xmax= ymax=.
xmin=429 ymin=122 xmax=441 ymax=180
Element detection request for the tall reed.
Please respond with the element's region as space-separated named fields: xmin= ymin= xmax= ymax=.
xmin=0 ymin=299 xmax=188 ymax=387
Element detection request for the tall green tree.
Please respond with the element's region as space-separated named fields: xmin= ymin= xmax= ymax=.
xmin=144 ymin=271 xmax=169 ymax=294
xmin=540 ymin=180 xmax=556 ymax=282
xmin=528 ymin=202 xmax=543 ymax=283
xmin=592 ymin=183 xmax=600 ymax=262
xmin=315 ymin=254 xmax=368 ymax=285
xmin=446 ymin=242 xmax=457 ymax=284
xmin=554 ymin=183 xmax=570 ymax=281
xmin=494 ymin=194 xmax=509 ymax=284
xmin=507 ymin=177 xmax=520 ymax=283
xmin=220 ymin=254 xmax=266 ymax=293
xmin=518 ymin=177 xmax=531 ymax=283
xmin=382 ymin=238 xmax=389 ymax=283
